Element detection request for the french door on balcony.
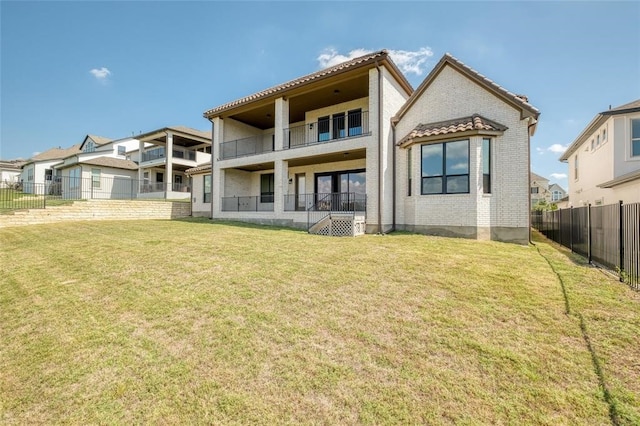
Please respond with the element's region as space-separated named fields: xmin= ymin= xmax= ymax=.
xmin=314 ymin=169 xmax=365 ymax=211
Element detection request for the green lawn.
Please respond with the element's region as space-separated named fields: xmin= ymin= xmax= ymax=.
xmin=1 ymin=219 xmax=638 ymax=424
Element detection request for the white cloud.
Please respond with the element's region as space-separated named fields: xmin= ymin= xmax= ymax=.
xmin=90 ymin=67 xmax=111 ymax=81
xmin=317 ymin=47 xmax=434 ymax=75
xmin=536 ymin=147 xmax=544 ymax=155
xmin=547 ymin=144 xmax=568 ymax=154
xmin=550 ymin=172 xmax=568 ymax=180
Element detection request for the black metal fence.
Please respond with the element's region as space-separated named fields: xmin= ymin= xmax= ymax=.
xmin=532 ymin=201 xmax=640 ymax=290
xmin=1 ymin=176 xmax=190 ymax=212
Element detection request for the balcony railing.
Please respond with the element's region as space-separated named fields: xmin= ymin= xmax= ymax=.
xmin=220 ymin=136 xmax=274 ymax=160
xmin=284 ymin=111 xmax=370 ymax=149
xmin=142 ymin=147 xmax=197 ymax=162
xmin=284 ymin=192 xmax=366 ymax=212
xmin=221 ymin=196 xmax=274 ymax=212
xmin=140 ymin=182 xmax=191 ymax=193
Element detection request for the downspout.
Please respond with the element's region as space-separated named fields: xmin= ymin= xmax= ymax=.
xmin=391 ymin=118 xmax=398 ymax=232
xmin=375 ymin=61 xmax=383 ymax=234
xmin=527 ymin=117 xmax=537 ymax=244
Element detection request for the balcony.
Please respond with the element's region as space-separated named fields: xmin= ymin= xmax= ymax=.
xmin=221 ymin=196 xmax=274 ymax=212
xmin=141 ymin=147 xmax=197 ymax=163
xmin=283 ymin=192 xmax=367 ymax=212
xmin=220 ymin=136 xmax=274 ymax=160
xmin=284 ymin=110 xmax=370 ymax=149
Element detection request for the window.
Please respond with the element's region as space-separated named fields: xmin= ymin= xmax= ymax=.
xmin=156 ymin=172 xmax=164 ymax=183
xmin=69 ymin=167 xmax=81 ymax=189
xmin=421 ymin=140 xmax=469 ymax=194
xmin=407 ymin=148 xmax=412 ymax=196
xmin=574 ymin=154 xmax=579 ymax=180
xmin=92 ymin=168 xmax=101 ymax=188
xmin=260 ymin=173 xmax=274 ymax=203
xmin=118 ymin=145 xmax=126 ymax=156
xmin=602 ymin=128 xmax=607 ymax=142
xmin=596 ymin=134 xmax=600 ymax=147
xmin=591 ymin=139 xmax=594 ymax=150
xmin=482 ymin=138 xmax=491 ymax=194
xmin=632 ymin=119 xmax=640 ymax=157
xmin=552 ymin=190 xmax=562 ymax=201
xmin=348 ymin=109 xmax=362 ymax=136
xmin=332 ymin=113 xmax=345 ymax=139
xmin=27 ymin=168 xmax=34 ymax=181
xmin=318 ymin=116 xmax=330 ymax=142
xmin=45 ymin=169 xmax=53 ymax=181
xmin=84 ymin=141 xmax=95 ymax=153
xmin=203 ymin=174 xmax=212 ymax=203
xmin=531 ymin=187 xmax=539 ymax=194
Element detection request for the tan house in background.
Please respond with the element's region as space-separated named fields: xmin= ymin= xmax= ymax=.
xmin=560 ymin=99 xmax=640 ymax=206
xmin=530 ymin=172 xmax=567 ymax=206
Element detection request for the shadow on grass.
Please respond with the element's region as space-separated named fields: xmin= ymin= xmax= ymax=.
xmin=172 ymin=217 xmax=309 ymax=234
xmin=531 ymin=230 xmax=592 ymax=268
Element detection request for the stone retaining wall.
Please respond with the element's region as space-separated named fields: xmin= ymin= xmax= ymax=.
xmin=0 ymin=200 xmax=191 ymax=228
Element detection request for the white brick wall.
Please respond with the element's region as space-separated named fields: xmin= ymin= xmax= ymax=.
xmin=395 ymin=65 xmax=531 ymax=240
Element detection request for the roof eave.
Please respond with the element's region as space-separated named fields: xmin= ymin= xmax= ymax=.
xmin=398 ymin=129 xmax=504 ymax=148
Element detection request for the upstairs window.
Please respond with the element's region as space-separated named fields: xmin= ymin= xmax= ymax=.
xmin=348 ymin=109 xmax=362 ymax=137
xmin=421 ymin=140 xmax=469 ymax=195
xmin=332 ymin=113 xmax=345 ymax=139
xmin=632 ymin=119 xmax=640 ymax=157
xmin=531 ymin=187 xmax=539 ymax=194
xmin=318 ymin=116 xmax=330 ymax=142
xmin=118 ymin=146 xmax=126 ymax=156
xmin=84 ymin=141 xmax=95 ymax=153
xmin=574 ymin=154 xmax=579 ymax=180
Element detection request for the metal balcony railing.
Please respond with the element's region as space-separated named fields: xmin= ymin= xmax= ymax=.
xmin=221 ymin=196 xmax=274 ymax=212
xmin=220 ymin=136 xmax=274 ymax=160
xmin=284 ymin=110 xmax=370 ymax=149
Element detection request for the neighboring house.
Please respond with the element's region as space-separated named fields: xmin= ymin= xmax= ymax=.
xmin=530 ymin=172 xmax=567 ymax=206
xmin=530 ymin=172 xmax=550 ymax=205
xmin=0 ymin=159 xmax=26 ymax=188
xmin=133 ymin=126 xmax=211 ymax=200
xmin=20 ymin=144 xmax=83 ymax=194
xmin=192 ymin=50 xmax=539 ymax=243
xmin=54 ymin=156 xmax=139 ymax=199
xmin=560 ymin=99 xmax=640 ymax=205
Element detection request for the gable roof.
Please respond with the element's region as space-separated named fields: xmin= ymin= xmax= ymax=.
xmin=598 ymin=169 xmax=640 ymax=189
xmin=24 ymin=144 xmax=82 ymax=165
xmin=394 ymin=53 xmax=540 ymax=124
xmin=530 ymin=172 xmax=549 ymax=183
xmin=135 ymin=126 xmax=211 ymax=142
xmin=203 ymin=50 xmax=413 ymax=118
xmin=87 ymin=134 xmax=113 ymax=146
xmin=80 ymin=157 xmax=138 ymax=170
xmin=560 ymin=98 xmax=640 ymax=161
xmin=397 ymin=114 xmax=507 ymax=147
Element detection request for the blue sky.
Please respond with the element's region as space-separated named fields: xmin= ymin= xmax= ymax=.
xmin=1 ymin=1 xmax=639 ymax=188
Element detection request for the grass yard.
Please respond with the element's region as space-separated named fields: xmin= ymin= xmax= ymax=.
xmin=1 ymin=219 xmax=638 ymax=424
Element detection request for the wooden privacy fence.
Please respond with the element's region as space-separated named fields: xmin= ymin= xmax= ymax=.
xmin=531 ymin=201 xmax=640 ymax=291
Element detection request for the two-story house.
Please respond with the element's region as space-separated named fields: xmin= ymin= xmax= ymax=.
xmin=560 ymin=99 xmax=640 ymax=206
xmin=530 ymin=172 xmax=567 ymax=206
xmin=190 ymin=51 xmax=539 ymax=243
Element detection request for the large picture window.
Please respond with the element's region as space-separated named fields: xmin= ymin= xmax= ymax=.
xmin=421 ymin=140 xmax=469 ymax=194
xmin=203 ymin=174 xmax=212 ymax=203
xmin=260 ymin=173 xmax=274 ymax=203
xmin=632 ymin=119 xmax=640 ymax=157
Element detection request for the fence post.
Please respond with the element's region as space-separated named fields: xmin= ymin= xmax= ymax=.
xmin=587 ymin=204 xmax=592 ymax=264
xmin=619 ymin=200 xmax=624 ymax=282
xmin=569 ymin=206 xmax=573 ymax=252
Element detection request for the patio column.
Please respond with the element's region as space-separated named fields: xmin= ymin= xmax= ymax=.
xmin=274 ymin=159 xmax=288 ymax=213
xmin=166 ymin=131 xmax=173 ymax=194
xmin=212 ymin=117 xmax=224 ymax=215
xmin=138 ymin=138 xmax=144 ymax=184
xmin=274 ymin=97 xmax=289 ymax=151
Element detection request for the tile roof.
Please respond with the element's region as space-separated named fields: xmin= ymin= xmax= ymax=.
xmin=185 ymin=162 xmax=212 ymax=175
xmin=397 ymin=115 xmax=507 ymax=146
xmin=79 ymin=157 xmax=138 ymax=170
xmin=204 ymin=50 xmax=412 ymax=118
xmin=166 ymin=126 xmax=212 ymax=140
xmin=394 ymin=53 xmax=539 ymax=122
